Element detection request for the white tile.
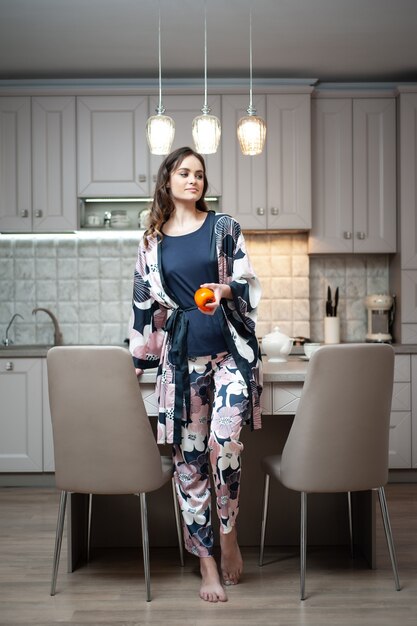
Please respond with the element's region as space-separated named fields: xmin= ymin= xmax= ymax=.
xmin=79 ymin=280 xmax=99 ymax=301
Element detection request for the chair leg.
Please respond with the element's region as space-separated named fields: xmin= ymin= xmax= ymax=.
xmin=377 ymin=487 xmax=401 ymax=591
xmin=259 ymin=474 xmax=270 ymax=567
xmin=139 ymin=492 xmax=151 ymax=602
xmin=347 ymin=491 xmax=354 ymax=558
xmin=171 ymin=478 xmax=184 ymax=567
xmin=50 ymin=490 xmax=68 ymax=596
xmin=87 ymin=493 xmax=93 ymax=562
xmin=300 ymin=492 xmax=307 ymax=601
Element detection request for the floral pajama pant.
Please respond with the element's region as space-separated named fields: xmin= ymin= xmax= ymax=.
xmin=172 ymin=351 xmax=250 ymax=558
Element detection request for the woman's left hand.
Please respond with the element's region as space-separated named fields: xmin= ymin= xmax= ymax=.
xmin=198 ymin=282 xmax=232 ymax=315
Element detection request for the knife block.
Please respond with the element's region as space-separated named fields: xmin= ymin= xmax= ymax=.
xmin=324 ymin=317 xmax=340 ymax=344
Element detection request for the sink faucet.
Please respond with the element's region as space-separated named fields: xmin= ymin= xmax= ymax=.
xmin=3 ymin=313 xmax=24 ymax=346
xmin=32 ymin=308 xmax=64 ymax=346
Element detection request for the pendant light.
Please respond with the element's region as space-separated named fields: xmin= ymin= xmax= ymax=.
xmin=192 ymin=0 xmax=221 ymax=154
xmin=237 ymin=8 xmax=266 ymax=156
xmin=146 ymin=4 xmax=175 ymax=155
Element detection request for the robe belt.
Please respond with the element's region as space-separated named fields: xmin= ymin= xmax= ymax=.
xmin=164 ymin=306 xmax=196 ymax=444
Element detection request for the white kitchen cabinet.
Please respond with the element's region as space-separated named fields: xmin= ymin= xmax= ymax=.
xmin=309 ymin=98 xmax=396 ymax=253
xmin=32 ymin=97 xmax=77 ymax=231
xmin=77 ymin=96 xmax=150 ymax=197
xmin=400 ymin=93 xmax=417 ymax=270
xmin=0 ymin=96 xmax=77 ymax=233
xmin=412 ymin=356 xmax=417 ymax=468
xmin=0 ymin=97 xmax=31 ymax=232
xmin=149 ymin=94 xmax=222 ymax=197
xmin=0 ymin=358 xmax=43 ymax=471
xmin=42 ymin=359 xmax=55 ymax=471
xmin=222 ymin=93 xmax=311 ymax=229
xmin=389 ymin=355 xmax=411 ymax=469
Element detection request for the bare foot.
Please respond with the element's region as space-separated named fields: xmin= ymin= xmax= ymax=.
xmin=220 ymin=526 xmax=243 ymax=585
xmin=199 ymin=556 xmax=227 ymax=602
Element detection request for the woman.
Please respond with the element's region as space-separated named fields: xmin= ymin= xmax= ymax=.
xmin=129 ymin=146 xmax=262 ymax=603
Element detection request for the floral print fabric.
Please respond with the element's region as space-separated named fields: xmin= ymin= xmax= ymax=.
xmin=129 ymin=211 xmax=263 ymax=445
xmin=172 ymin=352 xmax=249 ymax=557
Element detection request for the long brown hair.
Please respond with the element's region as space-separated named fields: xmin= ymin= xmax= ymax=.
xmin=144 ymin=146 xmax=209 ymax=246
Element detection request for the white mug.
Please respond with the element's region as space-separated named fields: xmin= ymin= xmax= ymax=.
xmin=87 ymin=214 xmax=101 ymax=226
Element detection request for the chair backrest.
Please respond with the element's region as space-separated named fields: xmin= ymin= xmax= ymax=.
xmin=280 ymin=343 xmax=394 ymax=493
xmin=47 ymin=346 xmax=167 ymax=494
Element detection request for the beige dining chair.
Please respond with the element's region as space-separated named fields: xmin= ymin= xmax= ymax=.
xmin=47 ymin=345 xmax=184 ymax=602
xmin=258 ymin=343 xmax=400 ymax=600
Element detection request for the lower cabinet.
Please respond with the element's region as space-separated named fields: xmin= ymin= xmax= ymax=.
xmin=389 ymin=355 xmax=412 ymax=468
xmin=0 ymin=358 xmax=44 ymax=471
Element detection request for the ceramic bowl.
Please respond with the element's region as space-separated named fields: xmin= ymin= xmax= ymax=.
xmin=303 ymin=343 xmax=322 ymax=359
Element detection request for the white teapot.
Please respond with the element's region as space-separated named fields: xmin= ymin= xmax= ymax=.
xmin=262 ymin=326 xmax=293 ymax=362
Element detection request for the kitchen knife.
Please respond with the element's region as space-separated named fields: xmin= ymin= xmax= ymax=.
xmin=334 ymin=287 xmax=339 ymax=317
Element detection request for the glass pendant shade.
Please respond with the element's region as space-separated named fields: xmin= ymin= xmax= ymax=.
xmin=192 ymin=111 xmax=221 ymax=154
xmin=193 ymin=1 xmax=221 ymax=155
xmin=146 ymin=111 xmax=175 ymax=155
xmin=145 ymin=4 xmax=175 ymax=155
xmin=237 ymin=113 xmax=266 ymax=156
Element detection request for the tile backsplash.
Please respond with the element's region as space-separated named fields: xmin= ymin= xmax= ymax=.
xmin=0 ymin=233 xmax=389 ymax=345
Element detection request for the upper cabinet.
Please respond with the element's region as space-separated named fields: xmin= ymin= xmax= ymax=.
xmin=32 ymin=97 xmax=77 ymax=231
xmin=77 ymin=96 xmax=150 ymax=197
xmin=0 ymin=96 xmax=77 ymax=233
xmin=400 ymin=93 xmax=417 ymax=269
xmin=309 ymin=97 xmax=396 ymax=253
xmin=0 ymin=97 xmax=31 ymax=232
xmin=149 ymin=94 xmax=222 ymax=196
xmin=222 ymin=93 xmax=311 ymax=230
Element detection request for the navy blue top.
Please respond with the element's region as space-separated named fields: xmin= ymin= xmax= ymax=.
xmin=161 ymin=214 xmax=228 ymax=357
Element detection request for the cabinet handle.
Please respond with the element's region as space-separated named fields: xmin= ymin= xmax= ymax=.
xmin=356 ymin=231 xmax=366 ymax=240
xmin=343 ymin=231 xmax=352 ymax=240
xmin=20 ymin=209 xmax=29 ymax=218
xmin=5 ymin=361 xmax=14 ymax=371
xmin=256 ymin=207 xmax=265 ymax=216
xmin=34 ymin=209 xmax=43 ymax=218
xmin=270 ymin=207 xmax=279 ymax=216
xmin=138 ymin=174 xmax=147 ymax=183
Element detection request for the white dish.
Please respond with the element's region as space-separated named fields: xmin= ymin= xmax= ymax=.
xmin=267 ymin=356 xmax=288 ymax=363
xmin=299 ymin=355 xmax=310 ymax=361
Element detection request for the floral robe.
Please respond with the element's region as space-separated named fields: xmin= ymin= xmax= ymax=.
xmin=129 ymin=211 xmax=263 ymax=444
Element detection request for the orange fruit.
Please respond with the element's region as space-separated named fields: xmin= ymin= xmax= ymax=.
xmin=194 ymin=287 xmax=215 ymax=312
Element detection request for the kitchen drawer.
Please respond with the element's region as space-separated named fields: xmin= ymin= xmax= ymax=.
xmin=389 ymin=411 xmax=412 ymax=468
xmin=394 ymin=355 xmax=411 ymax=382
xmin=272 ymin=383 xmax=303 ymax=414
xmin=391 ymin=381 xmax=411 ymax=412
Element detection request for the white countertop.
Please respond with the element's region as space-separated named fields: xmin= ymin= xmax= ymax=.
xmin=1 ymin=344 xmax=416 ymax=384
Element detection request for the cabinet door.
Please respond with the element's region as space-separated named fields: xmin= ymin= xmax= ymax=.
xmin=353 ymin=98 xmax=396 ymax=253
xmin=309 ymin=99 xmax=353 ymax=253
xmin=0 ymin=97 xmax=31 ymax=232
xmin=0 ymin=358 xmax=43 ymax=471
xmin=412 ymin=355 xmax=417 ymax=468
xmin=77 ymin=96 xmax=149 ymax=197
xmin=32 ymin=97 xmax=77 ymax=232
xmin=149 ymin=95 xmax=222 ymax=196
xmin=389 ymin=411 xmax=412 ymax=468
xmin=42 ymin=359 xmax=55 ymax=471
xmin=221 ymin=94 xmax=267 ymax=227
xmin=266 ymin=94 xmax=311 ymax=229
xmin=400 ymin=93 xmax=417 ymax=268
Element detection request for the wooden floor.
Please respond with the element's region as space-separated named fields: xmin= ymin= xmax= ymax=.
xmin=0 ymin=484 xmax=416 ymax=626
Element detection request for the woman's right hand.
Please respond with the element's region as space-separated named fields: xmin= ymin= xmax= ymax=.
xmin=135 ymin=368 xmax=144 ymax=377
